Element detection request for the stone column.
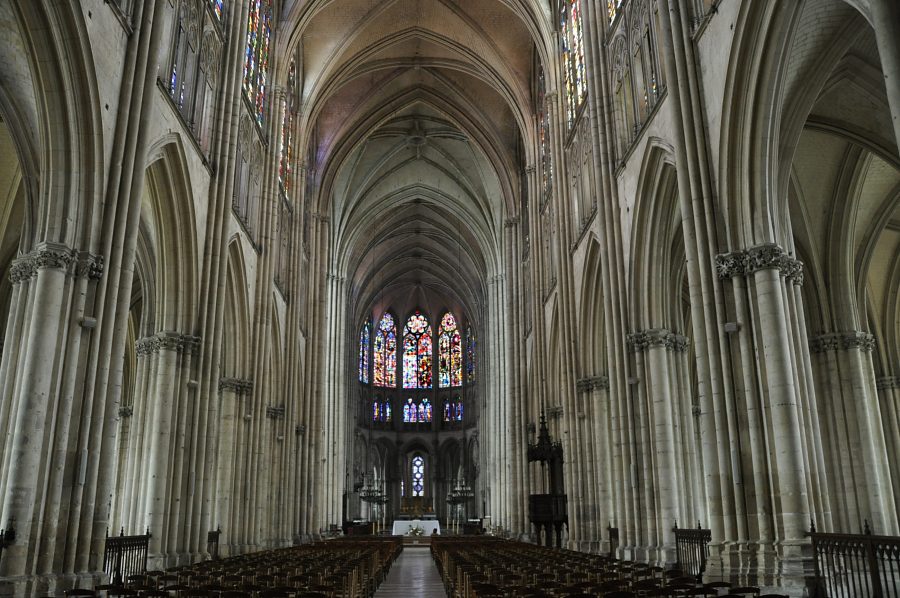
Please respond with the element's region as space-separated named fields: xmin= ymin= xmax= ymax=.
xmin=809 ymin=332 xmax=898 ymax=534
xmin=0 ymin=244 xmax=75 ymax=578
xmin=215 ymin=377 xmax=252 ymax=556
xmin=717 ymin=244 xmax=812 ymax=586
xmin=876 ymin=376 xmax=900 ymax=516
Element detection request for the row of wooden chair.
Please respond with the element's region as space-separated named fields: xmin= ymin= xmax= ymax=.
xmin=430 ymin=537 xmax=789 ymax=598
xmin=76 ymin=537 xmax=403 ymax=598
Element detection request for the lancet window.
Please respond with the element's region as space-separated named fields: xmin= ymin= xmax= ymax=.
xmin=243 ymin=0 xmax=272 ymax=126
xmin=443 ymin=397 xmax=464 ymax=422
xmin=402 ymin=312 xmax=433 ymax=389
xmin=411 ymin=455 xmax=425 ymax=497
xmin=373 ymin=313 xmax=397 ymax=388
xmin=560 ymin=0 xmax=587 ymax=129
xmin=438 ymin=313 xmax=462 ymax=388
xmin=358 ymin=320 xmax=371 ymax=383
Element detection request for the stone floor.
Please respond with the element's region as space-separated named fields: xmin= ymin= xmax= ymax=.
xmin=375 ymin=546 xmax=447 ymax=597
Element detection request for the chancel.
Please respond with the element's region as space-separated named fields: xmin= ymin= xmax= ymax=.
xmin=0 ymin=0 xmax=897 ymax=596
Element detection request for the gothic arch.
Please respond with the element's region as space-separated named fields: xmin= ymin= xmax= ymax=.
xmin=144 ymin=141 xmax=201 ymax=333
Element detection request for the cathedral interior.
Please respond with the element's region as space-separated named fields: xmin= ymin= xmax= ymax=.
xmin=0 ymin=0 xmax=898 ymax=596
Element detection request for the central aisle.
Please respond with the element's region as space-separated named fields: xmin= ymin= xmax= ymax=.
xmin=375 ymin=546 xmax=447 ymax=597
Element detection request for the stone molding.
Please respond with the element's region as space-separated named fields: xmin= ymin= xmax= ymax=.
xmin=9 ymin=244 xmax=105 ymax=283
xmin=576 ymin=375 xmax=610 ymax=393
xmin=809 ymin=331 xmax=876 ymax=353
xmin=219 ymin=377 xmax=254 ymax=395
xmin=715 ymin=244 xmax=804 ymax=285
xmin=876 ymin=377 xmax=899 ymax=390
xmin=547 ymin=405 xmax=563 ymax=420
xmin=627 ymin=329 xmax=689 ymax=353
xmin=136 ymin=332 xmax=202 ymax=356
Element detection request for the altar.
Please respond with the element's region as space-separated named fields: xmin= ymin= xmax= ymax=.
xmin=392 ymin=519 xmax=441 ymax=536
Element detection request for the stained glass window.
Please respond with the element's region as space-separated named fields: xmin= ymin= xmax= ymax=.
xmin=438 ymin=313 xmax=463 ymax=388
xmin=279 ymin=59 xmax=296 ymax=194
xmin=211 ymin=0 xmax=224 ymax=20
xmin=374 ymin=313 xmax=397 ymax=387
xmin=443 ymin=397 xmax=464 ymax=422
xmin=419 ymin=399 xmax=433 ymax=422
xmin=402 ymin=311 xmax=433 ymax=389
xmin=466 ymin=326 xmax=476 ymax=383
xmin=359 ymin=320 xmax=371 ymax=383
xmin=560 ymin=0 xmax=587 ymax=129
xmin=374 ymin=399 xmax=392 ymax=423
xmin=412 ymin=455 xmax=425 ymax=497
xmin=403 ymin=398 xmax=418 ymax=423
xmin=243 ymin=0 xmax=272 ymax=126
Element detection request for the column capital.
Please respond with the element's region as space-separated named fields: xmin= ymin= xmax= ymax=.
xmin=118 ymin=406 xmax=134 ymax=418
xmin=219 ymin=377 xmax=254 ymax=395
xmin=266 ymin=405 xmax=286 ymax=419
xmin=715 ymin=244 xmax=804 ymax=285
xmin=809 ymin=331 xmax=876 ymax=353
xmin=137 ymin=332 xmax=201 ymax=355
xmin=75 ymin=252 xmax=105 ymax=280
xmin=876 ymin=376 xmax=900 ymax=390
xmin=576 ymin=375 xmax=609 ymax=393
xmin=626 ymin=328 xmax=689 ymax=352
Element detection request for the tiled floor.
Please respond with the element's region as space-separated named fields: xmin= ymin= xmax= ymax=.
xmin=375 ymin=546 xmax=448 ymax=597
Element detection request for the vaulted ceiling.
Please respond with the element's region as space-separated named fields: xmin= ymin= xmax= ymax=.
xmin=278 ymin=0 xmax=553 ymax=327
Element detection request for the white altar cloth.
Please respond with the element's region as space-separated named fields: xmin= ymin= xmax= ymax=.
xmin=392 ymin=520 xmax=441 ymax=536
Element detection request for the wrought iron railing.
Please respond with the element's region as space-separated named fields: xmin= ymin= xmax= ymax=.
xmin=810 ymin=521 xmax=900 ymax=597
xmin=674 ymin=521 xmax=711 ymax=582
xmin=103 ymin=528 xmax=151 ymax=585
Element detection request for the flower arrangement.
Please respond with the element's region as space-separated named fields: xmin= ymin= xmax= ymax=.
xmin=407 ymin=525 xmax=424 ymax=536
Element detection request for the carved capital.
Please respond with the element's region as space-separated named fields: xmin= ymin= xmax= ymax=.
xmin=810 ymin=331 xmax=876 ymax=353
xmin=504 ymin=216 xmax=520 ymax=228
xmin=266 ymin=405 xmax=286 ymax=419
xmin=547 ymin=405 xmax=563 ymax=420
xmin=75 ymin=252 xmax=105 ymax=280
xmin=876 ymin=377 xmax=900 ymax=390
xmin=155 ymin=331 xmax=201 ymax=353
xmin=744 ymin=243 xmax=785 ymax=274
xmin=219 ymin=377 xmax=254 ymax=395
xmin=119 ymin=406 xmax=134 ymax=418
xmin=627 ymin=328 xmax=687 ymax=352
xmin=714 ymin=251 xmax=744 ymax=280
xmin=135 ymin=336 xmax=161 ymax=356
xmin=33 ymin=242 xmax=76 ymax=271
xmin=840 ymin=331 xmax=876 ymax=351
xmin=576 ymin=375 xmax=609 ymax=393
xmin=9 ymin=255 xmax=36 ymax=284
xmin=782 ymin=257 xmax=804 ymax=286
